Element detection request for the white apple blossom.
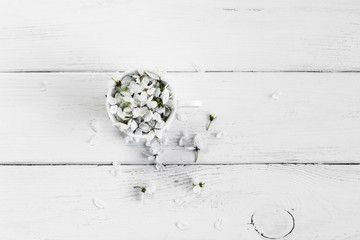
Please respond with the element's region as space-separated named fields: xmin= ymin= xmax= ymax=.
xmin=192 ymin=177 xmax=205 ymax=194
xmin=143 ymin=147 xmax=165 ymax=171
xmin=206 ymin=113 xmax=217 ymax=131
xmin=134 ymin=183 xmax=157 ymax=199
xmin=186 ymin=135 xmax=206 ymax=162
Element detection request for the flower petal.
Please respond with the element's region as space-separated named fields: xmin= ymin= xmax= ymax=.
xmin=139 ymin=122 xmax=151 ymax=132
xmin=131 ymin=120 xmax=138 ymax=131
xmin=109 ymin=105 xmax=118 ymax=114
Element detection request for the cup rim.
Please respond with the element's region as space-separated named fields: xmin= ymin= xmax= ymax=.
xmin=106 ymin=69 xmax=177 ymax=139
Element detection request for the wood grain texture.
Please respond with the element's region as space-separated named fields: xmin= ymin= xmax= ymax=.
xmin=1 ymin=72 xmax=360 ymax=164
xmin=0 ymin=165 xmax=359 ymax=240
xmin=0 ymin=0 xmax=360 ymax=72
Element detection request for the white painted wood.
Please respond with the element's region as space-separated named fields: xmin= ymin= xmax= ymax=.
xmin=0 ymin=165 xmax=359 ymax=239
xmin=1 ymin=72 xmax=360 ymax=164
xmin=0 ymin=0 xmax=359 ymax=72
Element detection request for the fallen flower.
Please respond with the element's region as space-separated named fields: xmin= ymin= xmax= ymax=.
xmin=143 ymin=147 xmax=165 ymax=171
xmin=134 ymin=184 xmax=157 ymax=195
xmin=192 ymin=177 xmax=205 ymax=194
xmin=186 ymin=135 xmax=205 ymax=162
xmin=206 ymin=113 xmax=217 ymax=131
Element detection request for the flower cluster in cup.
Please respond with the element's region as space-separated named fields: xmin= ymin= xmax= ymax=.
xmin=107 ymin=69 xmax=175 ymax=141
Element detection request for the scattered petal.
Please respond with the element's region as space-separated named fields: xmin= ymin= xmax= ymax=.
xmin=216 ymin=131 xmax=228 ymax=139
xmin=193 ymin=185 xmax=201 ymax=194
xmin=174 ymin=198 xmax=185 ymax=205
xmin=88 ymin=134 xmax=98 ymax=146
xmin=92 ymin=198 xmax=105 ymax=209
xmin=155 ymin=162 xmax=165 ymax=171
xmin=192 ymin=64 xmax=205 ymax=73
xmin=130 ymin=120 xmax=138 ymax=131
xmin=145 ymin=184 xmax=157 ymax=195
xmin=40 ymin=80 xmax=47 ymax=92
xmin=176 ymin=112 xmax=187 ymax=122
xmin=109 ymin=168 xmax=120 ymax=177
xmin=90 ymin=119 xmax=100 ymax=133
xmin=176 ymin=222 xmax=190 ymax=231
xmin=271 ymin=91 xmax=282 ymax=100
xmin=125 ymin=136 xmax=135 ymax=144
xmin=214 ymin=218 xmax=224 ymax=231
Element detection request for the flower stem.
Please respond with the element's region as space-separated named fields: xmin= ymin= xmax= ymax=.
xmin=112 ymin=78 xmax=118 ymax=84
xmin=195 ymin=150 xmax=199 ymax=162
xmin=206 ymin=121 xmax=212 ymax=131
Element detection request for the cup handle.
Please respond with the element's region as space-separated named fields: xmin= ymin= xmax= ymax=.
xmin=177 ymin=100 xmax=202 ymax=108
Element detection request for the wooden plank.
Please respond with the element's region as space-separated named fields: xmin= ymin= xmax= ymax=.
xmin=0 ymin=0 xmax=360 ymax=71
xmin=0 ymin=165 xmax=359 ymax=239
xmin=1 ymin=72 xmax=360 ymax=164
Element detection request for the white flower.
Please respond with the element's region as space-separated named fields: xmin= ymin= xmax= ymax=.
xmin=107 ymin=94 xmax=117 ymax=105
xmin=186 ymin=135 xmax=205 ymax=162
xmin=207 ymin=113 xmax=217 ymax=131
xmin=192 ymin=177 xmax=205 ymax=194
xmin=109 ymin=105 xmax=118 ymax=114
xmin=145 ymin=71 xmax=161 ymax=80
xmin=128 ymin=119 xmax=137 ymax=131
xmin=143 ymin=111 xmax=154 ymax=122
xmin=153 ymin=112 xmax=162 ymax=122
xmin=134 ymin=183 xmax=156 ymax=195
xmin=112 ymin=71 xmax=122 ymax=81
xmin=161 ymin=88 xmax=170 ymax=104
xmin=132 ymin=107 xmax=147 ymax=118
xmin=147 ymin=100 xmax=157 ymax=109
xmin=143 ymin=147 xmax=163 ymax=161
xmin=129 ymin=81 xmax=144 ymax=94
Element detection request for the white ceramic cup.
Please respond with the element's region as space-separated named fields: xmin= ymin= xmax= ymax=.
xmin=106 ymin=69 xmax=201 ymax=139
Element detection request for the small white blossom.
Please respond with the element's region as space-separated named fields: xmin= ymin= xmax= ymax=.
xmin=192 ymin=177 xmax=205 ymax=194
xmin=134 ymin=184 xmax=156 ymax=196
xmin=206 ymin=113 xmax=217 ymax=131
xmin=161 ymin=88 xmax=170 ymax=104
xmin=143 ymin=147 xmax=165 ymax=171
xmin=186 ymin=135 xmax=206 ymax=162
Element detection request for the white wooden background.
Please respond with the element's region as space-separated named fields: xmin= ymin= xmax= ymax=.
xmin=0 ymin=0 xmax=360 ymax=239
